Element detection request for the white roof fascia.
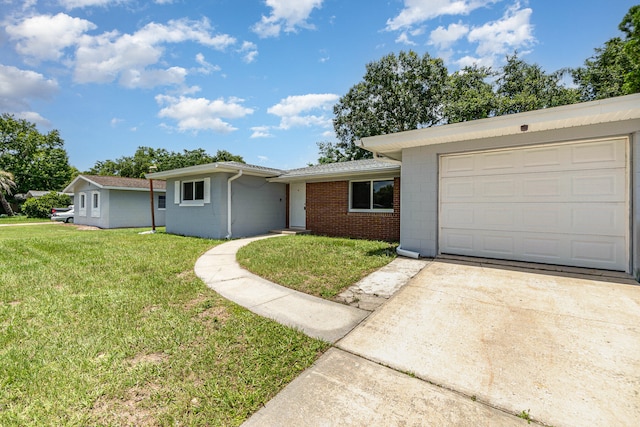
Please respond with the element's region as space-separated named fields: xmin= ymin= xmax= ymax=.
xmin=146 ymin=163 xmax=282 ymax=180
xmin=360 ymin=93 xmax=640 ymax=156
xmin=63 ymin=175 xmax=98 ymax=193
xmin=268 ymin=165 xmax=400 ymax=183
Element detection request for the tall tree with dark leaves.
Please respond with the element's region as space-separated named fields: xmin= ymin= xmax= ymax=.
xmin=496 ymin=54 xmax=579 ymax=115
xmin=320 ymin=51 xmax=448 ymax=163
xmin=572 ymin=5 xmax=640 ymax=100
xmin=0 ymin=114 xmax=76 ymax=195
xmin=443 ymin=65 xmax=497 ymax=124
xmin=87 ymin=147 xmax=245 ymax=178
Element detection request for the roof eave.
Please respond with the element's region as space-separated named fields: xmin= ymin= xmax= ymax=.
xmin=146 ymin=163 xmax=283 ymax=180
xmin=268 ymin=165 xmax=401 ymax=183
xmin=360 ymin=93 xmax=640 ymax=156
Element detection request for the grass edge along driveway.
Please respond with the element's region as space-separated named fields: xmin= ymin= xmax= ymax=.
xmin=0 ymin=226 xmax=328 ymax=427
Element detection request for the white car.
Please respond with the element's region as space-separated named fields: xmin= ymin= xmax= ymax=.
xmin=51 ymin=205 xmax=74 ymax=223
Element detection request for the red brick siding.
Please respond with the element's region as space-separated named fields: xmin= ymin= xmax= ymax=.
xmin=305 ymin=178 xmax=400 ymax=242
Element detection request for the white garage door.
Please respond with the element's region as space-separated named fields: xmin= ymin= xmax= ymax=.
xmin=439 ymin=138 xmax=629 ymax=271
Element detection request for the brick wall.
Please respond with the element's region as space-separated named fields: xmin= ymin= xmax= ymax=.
xmin=305 ymin=178 xmax=400 ymax=242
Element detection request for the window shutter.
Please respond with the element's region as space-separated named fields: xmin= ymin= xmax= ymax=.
xmin=174 ymin=181 xmax=180 ymax=204
xmin=203 ymin=177 xmax=210 ymax=204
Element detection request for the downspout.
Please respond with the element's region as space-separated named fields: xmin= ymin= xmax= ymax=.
xmin=396 ymin=246 xmax=420 ymax=259
xmin=226 ymin=170 xmax=242 ymax=239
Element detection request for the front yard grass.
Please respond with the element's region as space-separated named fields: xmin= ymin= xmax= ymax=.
xmin=236 ymin=234 xmax=398 ymax=298
xmin=0 ymin=215 xmax=50 ymax=224
xmin=0 ymin=226 xmax=328 ymax=426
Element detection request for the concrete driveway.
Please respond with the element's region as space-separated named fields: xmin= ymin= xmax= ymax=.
xmin=245 ymin=259 xmax=640 ymax=426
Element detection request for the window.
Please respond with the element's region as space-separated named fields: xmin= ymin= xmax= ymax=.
xmin=79 ymin=192 xmax=87 ymax=216
xmin=350 ymin=179 xmax=394 ymax=212
xmin=176 ymin=178 xmax=210 ymax=206
xmin=182 ymin=180 xmax=204 ymax=201
xmin=90 ymin=191 xmax=100 ymax=218
xmin=158 ymin=195 xmax=166 ymax=210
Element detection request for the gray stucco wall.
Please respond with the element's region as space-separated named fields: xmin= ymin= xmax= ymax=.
xmin=400 ymin=120 xmax=640 ymax=275
xmin=73 ymin=182 xmax=165 ymax=228
xmin=164 ymin=173 xmax=286 ymax=239
xmin=107 ymin=190 xmax=166 ymax=228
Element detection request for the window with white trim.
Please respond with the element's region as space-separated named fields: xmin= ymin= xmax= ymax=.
xmin=158 ymin=195 xmax=166 ymax=210
xmin=174 ymin=177 xmax=210 ymax=206
xmin=349 ymin=179 xmax=394 ymax=212
xmin=91 ymin=191 xmax=100 ymax=218
xmin=79 ymin=192 xmax=87 ymax=216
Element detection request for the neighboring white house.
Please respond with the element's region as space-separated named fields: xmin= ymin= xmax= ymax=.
xmin=360 ymin=93 xmax=640 ymax=275
xmin=63 ymin=175 xmax=166 ymax=229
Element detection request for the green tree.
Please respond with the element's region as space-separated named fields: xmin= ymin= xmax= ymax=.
xmin=572 ymin=5 xmax=640 ymax=100
xmin=443 ymin=65 xmax=497 ymax=124
xmin=572 ymin=38 xmax=633 ymax=100
xmin=0 ymin=170 xmax=17 ymax=216
xmin=496 ymin=54 xmax=579 ymax=115
xmin=0 ymin=114 xmax=75 ymax=194
xmin=320 ymin=50 xmax=448 ymax=162
xmin=22 ymin=191 xmax=72 ymax=218
xmin=619 ymin=5 xmax=640 ymax=93
xmin=87 ymin=147 xmax=245 ymax=178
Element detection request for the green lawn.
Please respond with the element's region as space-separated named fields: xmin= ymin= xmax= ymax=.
xmin=237 ymin=234 xmax=398 ymax=298
xmin=0 ymin=215 xmax=50 ymax=224
xmin=0 ymin=226 xmax=328 ymax=426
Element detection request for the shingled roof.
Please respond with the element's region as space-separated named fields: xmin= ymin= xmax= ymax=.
xmin=63 ymin=175 xmax=166 ymax=193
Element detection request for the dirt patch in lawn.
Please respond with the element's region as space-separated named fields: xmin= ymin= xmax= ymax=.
xmin=91 ymin=383 xmax=163 ymax=427
xmin=128 ymin=352 xmax=169 ymax=366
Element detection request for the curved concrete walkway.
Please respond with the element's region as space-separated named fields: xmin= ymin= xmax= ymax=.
xmin=194 ymin=234 xmax=371 ymax=343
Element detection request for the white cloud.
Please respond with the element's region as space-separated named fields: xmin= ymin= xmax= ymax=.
xmin=0 ymin=64 xmax=58 ymax=112
xmin=395 ymin=32 xmax=416 ymax=46
xmin=155 ymin=94 xmax=253 ymax=133
xmin=251 ymin=126 xmax=274 ymax=138
xmin=238 ymin=41 xmax=258 ymax=63
xmin=257 ymin=155 xmax=269 ymax=163
xmin=467 ymin=2 xmax=534 ymax=58
xmin=5 ymin=13 xmax=96 ymax=62
xmin=15 ymin=111 xmax=52 ymax=127
xmin=73 ymin=18 xmax=236 ymax=87
xmin=386 ymin=0 xmax=499 ymax=31
xmin=267 ymin=93 xmax=338 ymax=130
xmin=59 ymin=0 xmax=122 ymax=9
xmin=110 ymin=117 xmax=123 ymax=127
xmin=119 ymin=66 xmax=188 ymax=88
xmin=252 ymin=0 xmax=323 ymax=38
xmin=428 ymin=22 xmax=469 ymax=50
xmin=194 ymin=53 xmax=221 ymax=74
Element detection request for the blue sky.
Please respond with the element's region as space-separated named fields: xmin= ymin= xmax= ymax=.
xmin=1 ymin=0 xmax=637 ymax=172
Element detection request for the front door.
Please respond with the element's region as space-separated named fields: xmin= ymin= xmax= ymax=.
xmin=290 ymin=182 xmax=306 ymax=228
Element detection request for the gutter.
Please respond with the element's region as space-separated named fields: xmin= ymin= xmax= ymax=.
xmin=226 ymin=170 xmax=243 ymax=239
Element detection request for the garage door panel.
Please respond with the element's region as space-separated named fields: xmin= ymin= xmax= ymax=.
xmin=440 ymin=229 xmax=627 ymax=270
xmin=439 ymin=138 xmax=629 ymax=272
xmin=441 ymin=202 xmax=626 ymax=236
xmin=441 ymin=138 xmax=627 ymax=177
xmin=442 ymin=169 xmax=626 ymax=203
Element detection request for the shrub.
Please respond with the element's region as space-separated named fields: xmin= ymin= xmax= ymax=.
xmin=22 ymin=192 xmax=72 ymax=218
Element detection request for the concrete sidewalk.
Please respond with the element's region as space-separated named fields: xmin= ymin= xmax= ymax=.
xmin=194 ymin=234 xmax=369 ymax=343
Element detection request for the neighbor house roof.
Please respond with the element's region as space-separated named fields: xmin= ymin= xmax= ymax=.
xmin=63 ymin=175 xmax=167 ymax=193
xmin=26 ymin=190 xmax=67 ymax=198
xmin=360 ymin=93 xmax=640 ymax=160
xmin=269 ymin=159 xmax=400 ymax=183
xmin=146 ymin=161 xmax=285 ymax=180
